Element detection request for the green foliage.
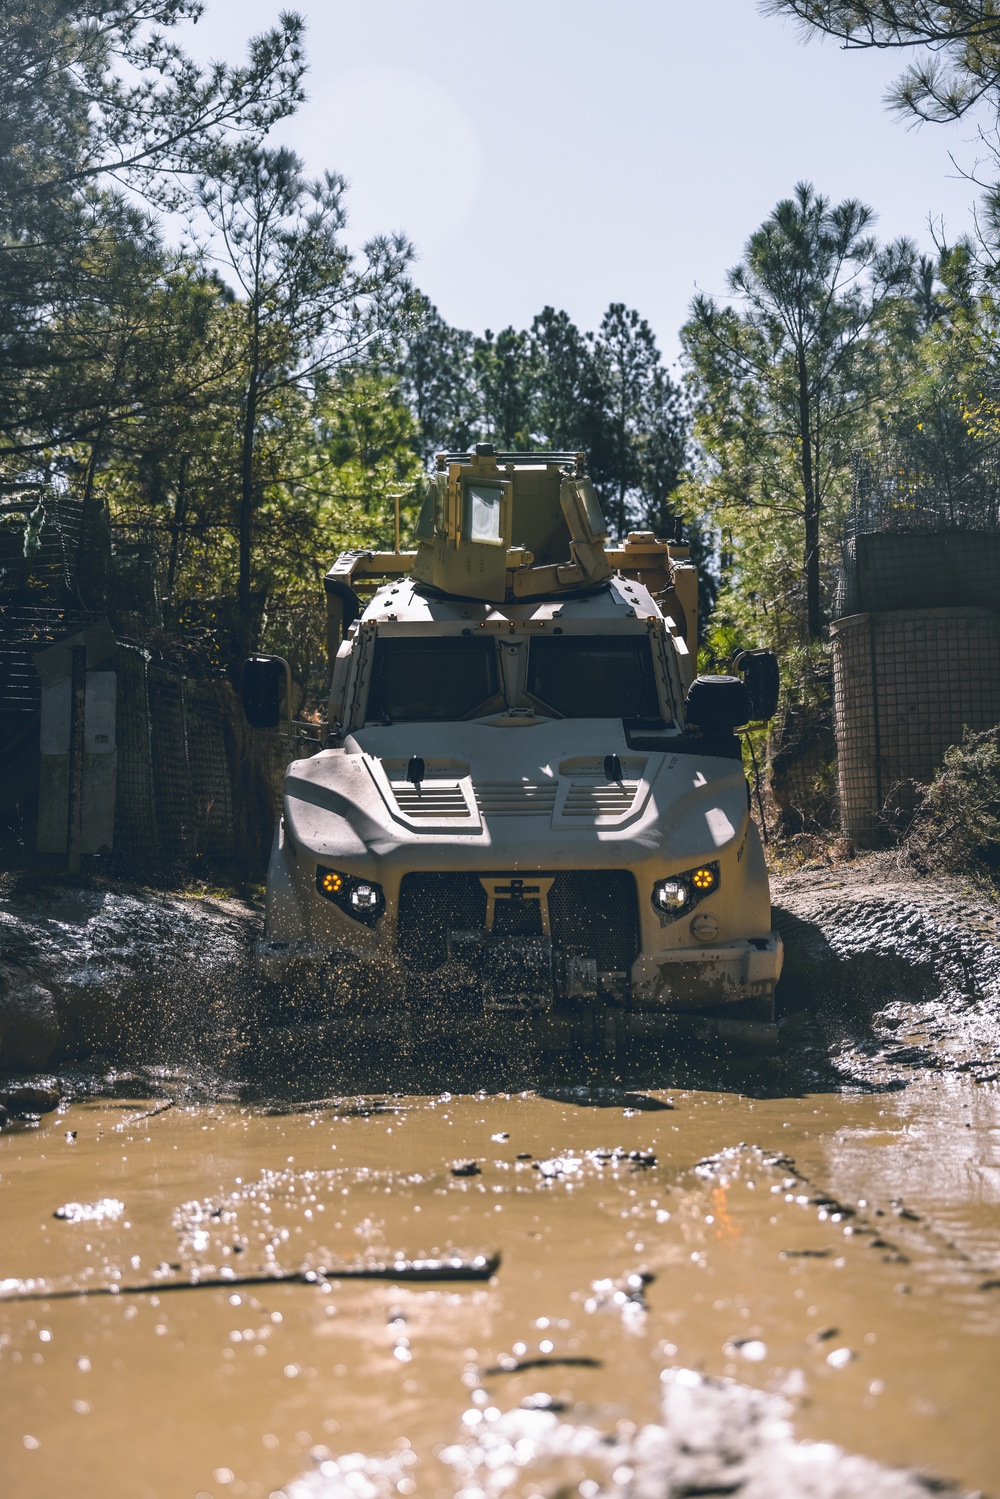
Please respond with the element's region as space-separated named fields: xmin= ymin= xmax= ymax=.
xmin=195 ymin=140 xmax=414 ymax=652
xmin=763 ymin=4 xmax=1000 ymax=125
xmin=294 ymin=372 xmax=425 ymax=555
xmin=0 ymin=1 xmax=305 ymax=471
xmin=765 ymin=5 xmax=1000 ymax=271
xmin=0 ymin=3 xmax=418 ymax=676
xmin=398 ymin=295 xmax=479 ymax=460
xmin=905 ymin=725 xmax=1000 ymax=881
xmin=683 ymin=181 xmax=917 ymax=645
xmin=396 ymin=298 xmax=691 ymax=542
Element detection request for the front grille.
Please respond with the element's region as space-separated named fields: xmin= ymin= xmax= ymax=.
xmin=562 ymin=781 xmax=639 ymax=817
xmin=396 ymin=869 xmax=639 ymax=977
xmin=390 ymin=782 xmax=469 ymax=818
xmin=548 ymin=871 xmax=639 ymax=973
xmin=397 ymin=872 xmax=488 ymax=972
xmin=475 ymin=782 xmax=557 ymax=815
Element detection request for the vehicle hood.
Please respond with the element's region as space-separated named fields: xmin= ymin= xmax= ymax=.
xmin=282 ymin=720 xmax=748 ymax=866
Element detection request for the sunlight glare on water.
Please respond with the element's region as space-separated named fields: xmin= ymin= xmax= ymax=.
xmin=1 ymin=1066 xmax=998 ymax=1498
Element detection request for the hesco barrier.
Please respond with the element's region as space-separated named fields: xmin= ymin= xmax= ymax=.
xmin=114 ymin=645 xmax=306 ymax=869
xmin=831 ymin=608 xmax=1000 ymax=843
xmin=838 ymin=531 xmax=1000 ymax=617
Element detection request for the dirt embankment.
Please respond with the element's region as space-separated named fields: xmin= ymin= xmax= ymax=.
xmin=0 ymin=876 xmax=259 ymax=1074
xmin=772 ymin=859 xmax=1000 ymax=1088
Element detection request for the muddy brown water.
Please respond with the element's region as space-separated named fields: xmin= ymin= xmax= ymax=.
xmin=2 ymin=1056 xmax=999 ymax=1498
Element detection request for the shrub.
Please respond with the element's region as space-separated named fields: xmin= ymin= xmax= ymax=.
xmin=904 ymin=726 xmax=1000 ymax=880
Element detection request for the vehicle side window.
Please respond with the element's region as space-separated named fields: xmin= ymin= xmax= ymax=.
xmin=367 ymin=637 xmax=499 ymax=723
xmin=527 ymin=636 xmax=660 ymax=719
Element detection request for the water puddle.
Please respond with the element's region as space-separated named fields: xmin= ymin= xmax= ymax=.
xmin=1 ymin=1069 xmax=999 ymax=1496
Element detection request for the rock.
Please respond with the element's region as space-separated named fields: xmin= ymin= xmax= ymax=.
xmin=0 ymin=983 xmax=61 ymax=1070
xmin=2 ymin=1077 xmax=62 ymax=1116
xmin=584 ymin=1270 xmax=653 ymax=1325
xmin=725 ymin=1337 xmax=767 ymax=1362
xmin=451 ymin=1159 xmax=481 ymax=1177
xmin=53 ymin=1198 xmax=125 ymax=1223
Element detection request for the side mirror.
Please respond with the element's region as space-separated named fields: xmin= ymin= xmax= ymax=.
xmin=685 ymin=674 xmax=752 ymax=733
xmin=734 ymin=649 xmax=780 ymax=721
xmin=241 ymin=654 xmax=289 ymax=729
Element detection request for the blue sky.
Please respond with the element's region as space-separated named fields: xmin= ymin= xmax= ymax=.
xmin=182 ymin=1 xmax=984 ymax=362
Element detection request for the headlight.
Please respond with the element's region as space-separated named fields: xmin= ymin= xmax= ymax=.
xmin=652 ymin=862 xmax=720 ymax=920
xmin=316 ymin=866 xmax=385 ymax=927
xmin=654 ymin=878 xmax=689 ymax=911
xmin=349 ymin=882 xmax=380 ymax=913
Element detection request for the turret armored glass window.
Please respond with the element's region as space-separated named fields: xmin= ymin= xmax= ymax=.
xmin=464 ymin=483 xmax=504 ymax=543
xmin=414 ymin=481 xmax=437 ymax=540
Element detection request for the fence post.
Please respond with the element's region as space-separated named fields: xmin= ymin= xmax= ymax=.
xmin=66 ymin=643 xmax=87 ymax=874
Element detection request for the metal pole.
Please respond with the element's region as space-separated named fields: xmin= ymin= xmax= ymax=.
xmin=394 ymin=493 xmax=401 ymax=556
xmin=326 ymin=593 xmax=345 ymax=662
xmin=66 ymin=644 xmax=87 ymax=874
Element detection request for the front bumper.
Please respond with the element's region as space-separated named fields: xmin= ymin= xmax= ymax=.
xmin=630 ymin=932 xmax=783 ymax=1009
xmin=255 ymin=930 xmax=783 ymax=1012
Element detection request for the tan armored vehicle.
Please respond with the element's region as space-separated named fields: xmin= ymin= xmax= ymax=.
xmin=244 ymin=447 xmax=783 ymax=1048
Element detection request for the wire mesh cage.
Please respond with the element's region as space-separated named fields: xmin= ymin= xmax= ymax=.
xmin=848 ymin=443 xmax=1000 ymax=539
xmin=838 ymin=444 xmax=1000 ymax=617
xmin=832 ymin=441 xmax=1000 ymax=841
xmin=831 ymin=608 xmax=1000 ymax=844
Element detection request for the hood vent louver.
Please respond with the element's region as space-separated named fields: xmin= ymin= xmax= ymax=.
xmin=475 ymin=782 xmax=558 ymax=816
xmin=389 ymin=781 xmax=470 ymax=819
xmin=563 ymin=781 xmax=639 ymax=817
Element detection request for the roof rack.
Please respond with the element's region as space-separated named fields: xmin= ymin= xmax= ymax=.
xmin=436 ymin=451 xmax=584 ymax=468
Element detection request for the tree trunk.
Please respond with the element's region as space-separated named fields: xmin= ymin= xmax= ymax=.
xmin=617 ymin=386 xmax=628 ymax=539
xmin=238 ymin=325 xmax=260 ymax=663
xmin=165 ymin=453 xmax=189 ymax=602
xmin=77 ymin=412 xmax=112 ymax=609
xmin=797 ymin=351 xmax=822 ymax=639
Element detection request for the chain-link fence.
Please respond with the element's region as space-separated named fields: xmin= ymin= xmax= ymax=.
xmin=847 ymin=445 xmax=1000 ymax=539
xmin=840 ymin=446 xmax=1000 ymax=617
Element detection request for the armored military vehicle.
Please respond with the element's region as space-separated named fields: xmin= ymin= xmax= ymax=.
xmin=244 ymin=447 xmax=782 ymax=1048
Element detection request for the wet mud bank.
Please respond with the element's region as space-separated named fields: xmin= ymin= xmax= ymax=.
xmin=772 ymin=861 xmax=1000 ymax=1088
xmin=0 ymin=875 xmax=259 ymax=1072
xmin=2 ymin=859 xmax=999 ymax=1084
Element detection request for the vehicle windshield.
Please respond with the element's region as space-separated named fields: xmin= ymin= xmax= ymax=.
xmin=367 ymin=637 xmax=499 ymax=723
xmin=527 ymin=635 xmax=660 ymax=719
